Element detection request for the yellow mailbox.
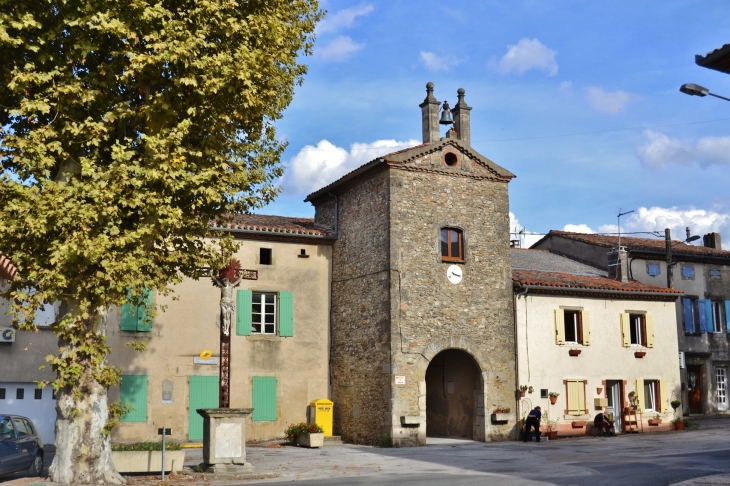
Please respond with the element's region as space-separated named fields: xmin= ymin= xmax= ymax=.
xmin=310 ymin=398 xmax=334 ymax=437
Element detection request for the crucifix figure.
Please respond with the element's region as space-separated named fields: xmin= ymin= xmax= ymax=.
xmin=210 ymin=259 xmax=257 ymax=408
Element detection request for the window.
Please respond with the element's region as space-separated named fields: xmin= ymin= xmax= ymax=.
xmin=252 ymin=376 xmax=277 ymax=421
xmin=34 ymin=388 xmax=42 ymax=400
xmin=682 ymin=265 xmax=695 ymax=279
xmin=712 ymin=302 xmax=725 ymax=333
xmin=636 ymin=379 xmax=667 ymax=413
xmin=20 ymin=288 xmax=57 ymax=327
xmin=16 ymin=388 xmax=24 ymax=400
xmin=630 ymin=314 xmax=645 ymax=346
xmin=540 ymin=389 xmax=548 ymax=399
xmin=566 ymin=379 xmax=586 ymax=416
xmin=260 ymin=248 xmax=272 ymax=265
xmin=643 ymin=380 xmax=657 ymax=412
xmin=710 ymin=269 xmax=722 ymax=280
xmin=647 ymin=263 xmax=660 ymax=276
xmin=621 ymin=313 xmax=654 ymax=347
xmin=440 ymin=228 xmax=463 ymax=261
xmin=718 ymin=369 xmax=727 ymax=408
xmin=236 ymin=290 xmax=293 ymax=337
xmin=0 ymin=388 xmax=5 ymax=400
xmin=12 ymin=418 xmax=29 ymax=438
xmin=120 ymin=288 xmax=153 ymax=332
xmin=120 ymin=375 xmax=148 ymax=422
xmin=696 ymin=299 xmax=726 ymax=333
xmin=554 ymin=309 xmax=591 ymax=345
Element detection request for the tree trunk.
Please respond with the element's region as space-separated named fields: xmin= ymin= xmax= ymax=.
xmin=49 ymin=372 xmax=124 ymax=484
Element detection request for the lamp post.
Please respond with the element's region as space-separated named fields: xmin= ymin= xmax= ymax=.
xmin=680 ymin=83 xmax=730 ymax=102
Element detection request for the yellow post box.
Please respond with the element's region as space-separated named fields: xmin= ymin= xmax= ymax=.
xmin=310 ymin=398 xmax=334 ymax=437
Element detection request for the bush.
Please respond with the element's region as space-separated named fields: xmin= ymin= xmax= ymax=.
xmin=284 ymin=422 xmax=324 ymax=443
xmin=111 ymin=441 xmax=182 ymax=451
xmin=379 ymin=433 xmax=393 ymax=448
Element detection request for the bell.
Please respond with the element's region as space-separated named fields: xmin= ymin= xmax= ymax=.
xmin=439 ymin=101 xmax=453 ymax=125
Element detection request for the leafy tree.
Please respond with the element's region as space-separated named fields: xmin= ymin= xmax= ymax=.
xmin=0 ymin=1 xmax=321 ymax=483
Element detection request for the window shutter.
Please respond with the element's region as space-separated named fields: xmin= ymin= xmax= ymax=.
xmin=698 ymin=299 xmax=709 ymax=333
xmin=120 ymin=375 xmax=148 ymax=422
xmin=725 ymin=301 xmax=730 ymax=334
xmin=620 ymin=313 xmax=631 ymax=347
xmin=659 ymin=378 xmax=668 ymax=413
xmin=136 ymin=287 xmax=153 ymax=332
xmin=252 ymin=376 xmax=277 ymax=421
xmin=278 ymin=291 xmax=294 ymax=337
xmin=705 ymin=300 xmax=714 ymax=332
xmin=188 ymin=376 xmax=219 ymax=440
xmin=645 ymin=314 xmax=655 ymax=348
xmin=683 ymin=298 xmax=695 ymax=333
xmin=236 ymin=290 xmax=252 ymax=336
xmin=554 ymin=310 xmax=565 ymax=345
xmin=120 ymin=302 xmax=138 ymax=331
xmin=581 ymin=311 xmax=591 ymax=346
xmin=636 ymin=379 xmax=645 ymax=414
xmin=567 ymin=380 xmax=584 ymax=415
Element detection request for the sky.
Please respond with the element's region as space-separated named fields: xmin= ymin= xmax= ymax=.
xmin=262 ymin=0 xmax=730 ymax=248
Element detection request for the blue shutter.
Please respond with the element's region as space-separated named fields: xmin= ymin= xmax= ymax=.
xmin=705 ymin=300 xmax=715 ymax=333
xmin=236 ymin=290 xmax=252 ymax=336
xmin=120 ymin=375 xmax=148 ymax=422
xmin=725 ymin=301 xmax=730 ymax=334
xmin=698 ymin=299 xmax=709 ymax=333
xmin=278 ymin=291 xmax=293 ymax=337
xmin=683 ymin=298 xmax=695 ymax=333
xmin=252 ymin=376 xmax=277 ymax=421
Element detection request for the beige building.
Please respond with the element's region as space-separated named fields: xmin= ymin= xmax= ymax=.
xmin=513 ymin=249 xmax=683 ymax=435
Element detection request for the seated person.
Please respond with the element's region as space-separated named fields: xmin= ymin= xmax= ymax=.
xmin=593 ymin=412 xmax=615 ymax=436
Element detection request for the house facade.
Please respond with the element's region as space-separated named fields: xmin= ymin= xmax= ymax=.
xmin=512 ymin=249 xmax=683 ymax=435
xmin=532 ymin=231 xmax=730 ymax=416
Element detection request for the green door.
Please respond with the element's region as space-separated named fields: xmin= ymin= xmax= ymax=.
xmin=188 ymin=376 xmax=219 ymax=441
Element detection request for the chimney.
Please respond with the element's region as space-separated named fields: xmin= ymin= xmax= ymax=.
xmin=608 ymin=247 xmax=629 ymax=283
xmin=419 ymin=82 xmax=440 ymax=144
xmin=703 ymin=232 xmax=722 ymax=250
xmin=451 ymin=87 xmax=472 ymax=146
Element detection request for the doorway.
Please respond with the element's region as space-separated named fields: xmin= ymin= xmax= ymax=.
xmin=425 ymin=349 xmax=481 ymax=439
xmin=687 ymin=365 xmax=702 ymax=414
xmin=606 ymin=380 xmax=622 ymax=433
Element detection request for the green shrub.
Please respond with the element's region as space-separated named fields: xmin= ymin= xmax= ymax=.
xmin=379 ymin=433 xmax=392 ymax=448
xmin=111 ymin=441 xmax=182 ymax=451
xmin=284 ymin=422 xmax=324 ymax=443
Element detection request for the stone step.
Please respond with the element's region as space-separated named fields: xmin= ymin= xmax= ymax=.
xmin=324 ymin=435 xmax=343 ymax=445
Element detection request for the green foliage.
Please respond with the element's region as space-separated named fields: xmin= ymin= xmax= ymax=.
xmin=379 ymin=433 xmax=393 ymax=448
xmin=126 ymin=340 xmax=147 ymax=352
xmin=284 ymin=422 xmax=323 ymax=443
xmin=111 ymin=441 xmax=182 ymax=452
xmin=0 ymin=0 xmax=322 ymax=405
xmin=104 ymin=402 xmax=133 ymax=435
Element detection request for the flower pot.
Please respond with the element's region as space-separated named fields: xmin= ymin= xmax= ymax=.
xmin=569 ymin=349 xmax=581 ymax=356
xmin=519 ymin=391 xmax=526 ymax=397
xmin=648 ymin=419 xmax=662 ymax=426
xmin=674 ymin=421 xmax=685 ymax=431
xmin=634 ymin=351 xmax=646 ymax=358
xmin=546 ymin=431 xmax=558 ymax=440
xmin=549 ymin=396 xmax=557 ymax=405
xmin=671 ymin=401 xmax=681 ymax=410
xmin=296 ymin=432 xmax=324 ymax=448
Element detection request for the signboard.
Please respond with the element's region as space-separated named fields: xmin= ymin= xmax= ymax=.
xmin=395 ymin=375 xmax=406 ymax=385
xmin=194 ymin=357 xmax=219 ymax=365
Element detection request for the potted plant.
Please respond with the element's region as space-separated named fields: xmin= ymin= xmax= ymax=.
xmin=285 ymin=422 xmax=325 ymax=448
xmin=628 ymin=391 xmax=638 ymax=410
xmin=549 ymin=391 xmax=560 ymax=405
xmin=111 ymin=441 xmax=186 ymax=474
xmin=542 ymin=412 xmax=559 ymax=440
xmin=670 ymin=392 xmax=682 ymax=411
xmin=519 ymin=385 xmax=528 ymax=397
xmin=648 ymin=414 xmax=662 ymax=426
xmin=671 ymin=416 xmax=685 ymax=431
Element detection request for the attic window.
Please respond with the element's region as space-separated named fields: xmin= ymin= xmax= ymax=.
xmin=444 ymin=152 xmax=458 ymax=167
xmin=260 ymin=248 xmax=272 ymax=265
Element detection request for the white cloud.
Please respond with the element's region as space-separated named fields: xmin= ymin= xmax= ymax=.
xmin=283 ymin=138 xmax=420 ymax=195
xmin=509 ymin=212 xmax=543 ymax=248
xmin=585 ymin=87 xmax=634 ymax=114
xmin=562 ymin=223 xmax=595 ymax=233
xmin=637 ymin=130 xmax=730 ymax=170
xmin=559 ymin=80 xmax=572 ymax=95
xmin=317 ymin=36 xmax=365 ymax=62
xmin=317 ymin=3 xmax=374 ymax=35
xmin=494 ymin=38 xmax=558 ymax=76
xmin=623 ymin=206 xmax=730 ymax=242
xmin=419 ymin=51 xmax=464 ymax=73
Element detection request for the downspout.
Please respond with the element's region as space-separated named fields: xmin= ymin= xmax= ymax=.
xmin=327 ymin=192 xmax=339 ymax=395
xmin=514 ymin=286 xmax=529 ymax=437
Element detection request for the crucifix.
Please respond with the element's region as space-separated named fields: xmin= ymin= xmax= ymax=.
xmin=209 ymin=259 xmax=258 ymax=408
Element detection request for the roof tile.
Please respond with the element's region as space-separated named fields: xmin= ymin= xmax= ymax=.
xmin=513 ymin=269 xmax=682 ymax=295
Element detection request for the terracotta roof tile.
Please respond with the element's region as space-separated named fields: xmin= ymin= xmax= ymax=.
xmin=0 ymin=253 xmax=17 ymax=280
xmin=214 ymin=214 xmax=331 ymax=237
xmin=513 ymin=269 xmax=682 ymax=295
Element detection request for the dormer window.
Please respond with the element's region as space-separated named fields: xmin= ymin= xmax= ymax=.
xmin=441 ymin=228 xmax=463 ymax=261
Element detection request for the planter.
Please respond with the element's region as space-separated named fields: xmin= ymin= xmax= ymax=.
xmin=112 ymin=450 xmax=186 ymax=473
xmin=674 ymin=421 xmax=685 ymax=431
xmin=491 ymin=413 xmax=514 ymax=424
xmin=549 ymin=396 xmax=558 ymax=405
xmin=671 ymin=401 xmax=681 ymax=411
xmin=648 ymin=419 xmax=662 ymax=426
xmin=634 ymin=351 xmax=646 ymax=358
xmin=519 ymin=391 xmax=526 ymax=397
xmin=296 ymin=432 xmax=324 ymax=448
xmin=569 ymin=349 xmax=581 ymax=356
xmin=545 ymin=431 xmax=558 ymax=440
xmin=571 ymin=421 xmax=587 ymax=428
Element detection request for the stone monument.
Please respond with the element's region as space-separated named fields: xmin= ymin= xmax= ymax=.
xmin=197 ymin=408 xmax=254 ymax=473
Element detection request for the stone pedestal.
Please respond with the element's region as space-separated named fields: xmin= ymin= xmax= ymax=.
xmin=197 ymin=408 xmax=254 ymax=473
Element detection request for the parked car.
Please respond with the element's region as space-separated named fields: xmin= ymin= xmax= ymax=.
xmin=0 ymin=415 xmax=44 ymax=477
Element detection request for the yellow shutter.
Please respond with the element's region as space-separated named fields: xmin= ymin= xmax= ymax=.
xmin=646 ymin=314 xmax=655 ymax=348
xmin=659 ymin=379 xmax=668 ymax=413
xmin=555 ymin=309 xmax=565 ymax=345
xmin=621 ymin=313 xmax=631 ymax=347
xmin=582 ymin=311 xmax=591 ymax=346
xmin=636 ymin=379 xmax=645 ymax=414
xmin=567 ymin=380 xmax=585 ymax=415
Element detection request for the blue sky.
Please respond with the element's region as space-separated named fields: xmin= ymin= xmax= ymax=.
xmin=262 ymin=0 xmax=730 ymax=247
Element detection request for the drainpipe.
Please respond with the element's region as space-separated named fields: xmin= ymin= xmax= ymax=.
xmin=327 ymin=193 xmax=339 ymax=399
xmin=513 ymin=287 xmax=529 ymax=438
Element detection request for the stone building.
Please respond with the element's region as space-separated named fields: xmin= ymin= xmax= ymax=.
xmin=304 ymin=83 xmax=517 ymax=445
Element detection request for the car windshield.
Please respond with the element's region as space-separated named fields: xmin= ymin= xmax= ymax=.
xmin=0 ymin=417 xmax=14 ymax=441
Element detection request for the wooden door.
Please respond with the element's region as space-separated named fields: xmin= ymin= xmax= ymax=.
xmin=687 ymin=365 xmax=702 ymax=414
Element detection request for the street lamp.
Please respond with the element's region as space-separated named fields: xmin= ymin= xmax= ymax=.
xmin=680 ymin=83 xmax=730 ymax=102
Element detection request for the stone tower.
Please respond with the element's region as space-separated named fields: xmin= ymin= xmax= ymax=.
xmin=305 ymin=83 xmax=517 ymax=446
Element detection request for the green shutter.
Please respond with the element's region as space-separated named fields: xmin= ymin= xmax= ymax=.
xmin=137 ymin=287 xmax=153 ymax=332
xmin=120 ymin=302 xmax=138 ymax=331
xmin=120 ymin=375 xmax=148 ymax=422
xmin=279 ymin=291 xmax=293 ymax=337
xmin=188 ymin=376 xmax=219 ymax=441
xmin=236 ymin=290 xmax=252 ymax=336
xmin=252 ymin=376 xmax=277 ymax=421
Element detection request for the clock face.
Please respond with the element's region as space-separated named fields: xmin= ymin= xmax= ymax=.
xmin=447 ymin=265 xmax=463 ymax=284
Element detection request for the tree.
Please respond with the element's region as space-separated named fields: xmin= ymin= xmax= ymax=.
xmin=0 ymin=1 xmax=321 ymax=483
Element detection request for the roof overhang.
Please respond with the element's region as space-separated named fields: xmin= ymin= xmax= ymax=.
xmin=696 ymin=43 xmax=730 ymax=75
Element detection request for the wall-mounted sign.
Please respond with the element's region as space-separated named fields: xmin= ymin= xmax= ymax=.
xmin=395 ymin=375 xmax=406 ymax=385
xmin=194 ymin=357 xmax=219 ymax=365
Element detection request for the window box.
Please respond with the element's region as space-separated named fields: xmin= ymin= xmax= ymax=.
xmin=571 ymin=421 xmax=587 ymax=428
xmin=111 ymin=450 xmax=186 ymax=473
xmin=296 ymin=432 xmax=324 ymax=448
xmin=491 ymin=413 xmax=514 ymax=424
xmin=569 ymin=349 xmax=581 ymax=356
xmin=648 ymin=419 xmax=662 ymax=426
xmin=634 ymin=351 xmax=646 ymax=358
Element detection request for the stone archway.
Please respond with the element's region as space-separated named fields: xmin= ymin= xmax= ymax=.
xmin=425 ymin=349 xmax=482 ymax=439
